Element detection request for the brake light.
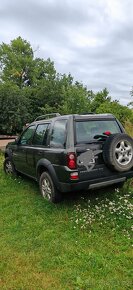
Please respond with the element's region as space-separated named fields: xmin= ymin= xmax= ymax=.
xmin=103 ymin=131 xmax=111 ymax=136
xmin=67 ymin=153 xmax=77 ymax=169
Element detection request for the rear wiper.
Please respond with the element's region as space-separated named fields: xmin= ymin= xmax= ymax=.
xmin=94 ymin=134 xmax=107 ymax=141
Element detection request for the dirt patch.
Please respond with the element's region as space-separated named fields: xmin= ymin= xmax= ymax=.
xmin=0 ymin=139 xmax=15 ymax=149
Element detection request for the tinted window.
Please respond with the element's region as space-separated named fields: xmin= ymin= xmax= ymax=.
xmin=76 ymin=120 xmax=121 ymax=143
xmin=33 ymin=124 xmax=49 ymax=145
xmin=50 ymin=120 xmax=67 ymax=148
xmin=20 ymin=125 xmax=35 ymax=145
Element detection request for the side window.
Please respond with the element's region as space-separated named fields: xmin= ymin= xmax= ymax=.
xmin=33 ymin=123 xmax=49 ymax=145
xmin=20 ymin=125 xmax=35 ymax=145
xmin=50 ymin=120 xmax=67 ymax=148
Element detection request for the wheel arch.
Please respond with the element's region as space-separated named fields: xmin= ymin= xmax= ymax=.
xmin=36 ymin=159 xmax=60 ymax=190
xmin=4 ymin=148 xmax=11 ymax=158
xmin=5 ymin=152 xmax=9 ymax=158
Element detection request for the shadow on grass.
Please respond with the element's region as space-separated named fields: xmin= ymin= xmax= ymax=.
xmin=7 ymin=169 xmax=132 ymax=211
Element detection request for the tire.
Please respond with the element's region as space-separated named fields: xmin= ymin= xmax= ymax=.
xmin=117 ymin=181 xmax=125 ymax=188
xmin=103 ymin=133 xmax=133 ymax=172
xmin=111 ymin=181 xmax=125 ymax=190
xmin=39 ymin=172 xmax=62 ymax=203
xmin=3 ymin=157 xmax=17 ymax=175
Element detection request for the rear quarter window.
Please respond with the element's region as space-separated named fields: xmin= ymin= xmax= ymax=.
xmin=50 ymin=119 xmax=67 ymax=148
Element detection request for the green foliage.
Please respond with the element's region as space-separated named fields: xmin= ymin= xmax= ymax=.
xmin=96 ymin=100 xmax=133 ymax=126
xmin=0 ymin=37 xmax=33 ymax=87
xmin=90 ymin=88 xmax=111 ymax=112
xmin=0 ymin=82 xmax=29 ymax=134
xmin=124 ymin=120 xmax=133 ymax=137
xmin=59 ymin=82 xmax=91 ymax=114
xmin=0 ymin=37 xmax=133 ymax=134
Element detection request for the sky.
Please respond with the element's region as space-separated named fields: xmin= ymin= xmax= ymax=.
xmin=0 ymin=0 xmax=133 ymax=105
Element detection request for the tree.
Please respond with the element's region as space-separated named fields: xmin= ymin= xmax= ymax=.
xmin=0 ymin=37 xmax=62 ymax=128
xmin=0 ymin=37 xmax=56 ymax=88
xmin=96 ymin=100 xmax=133 ymax=125
xmin=128 ymin=101 xmax=133 ymax=106
xmin=89 ymin=88 xmax=111 ymax=112
xmin=0 ymin=37 xmax=34 ymax=87
xmin=0 ymin=82 xmax=29 ymax=134
xmin=59 ymin=81 xmax=91 ymax=114
xmin=0 ymin=37 xmax=132 ymax=135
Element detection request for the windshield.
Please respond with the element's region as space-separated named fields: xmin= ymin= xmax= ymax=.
xmin=75 ymin=120 xmax=121 ymax=143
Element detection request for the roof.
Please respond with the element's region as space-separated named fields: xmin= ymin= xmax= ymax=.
xmin=30 ymin=113 xmax=116 ymax=125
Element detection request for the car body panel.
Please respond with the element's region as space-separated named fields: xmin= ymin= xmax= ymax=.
xmin=4 ymin=113 xmax=133 ymax=195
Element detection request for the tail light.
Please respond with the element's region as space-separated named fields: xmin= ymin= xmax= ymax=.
xmin=67 ymin=152 xmax=77 ymax=169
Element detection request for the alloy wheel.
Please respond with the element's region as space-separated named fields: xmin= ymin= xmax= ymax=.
xmin=41 ymin=177 xmax=52 ymax=200
xmin=5 ymin=160 xmax=13 ymax=174
xmin=115 ymin=140 xmax=133 ymax=166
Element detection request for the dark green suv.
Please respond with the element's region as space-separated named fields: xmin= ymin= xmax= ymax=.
xmin=4 ymin=113 xmax=133 ymax=202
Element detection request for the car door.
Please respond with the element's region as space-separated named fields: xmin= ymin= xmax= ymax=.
xmin=13 ymin=125 xmax=36 ymax=174
xmin=26 ymin=123 xmax=50 ymax=177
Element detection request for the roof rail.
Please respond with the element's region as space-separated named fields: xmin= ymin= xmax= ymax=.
xmin=79 ymin=112 xmax=95 ymax=115
xmin=35 ymin=113 xmax=61 ymax=121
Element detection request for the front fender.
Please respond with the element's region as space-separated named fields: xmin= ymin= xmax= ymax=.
xmin=5 ymin=147 xmax=13 ymax=159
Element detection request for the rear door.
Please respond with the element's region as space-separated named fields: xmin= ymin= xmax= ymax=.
xmin=30 ymin=122 xmax=50 ymax=177
xmin=13 ymin=125 xmax=36 ymax=173
xmin=75 ymin=118 xmax=122 ymax=181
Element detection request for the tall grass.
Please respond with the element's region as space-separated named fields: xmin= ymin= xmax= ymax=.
xmin=0 ymin=153 xmax=133 ymax=289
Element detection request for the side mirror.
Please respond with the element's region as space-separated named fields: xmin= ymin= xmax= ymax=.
xmin=15 ymin=137 xmax=19 ymax=144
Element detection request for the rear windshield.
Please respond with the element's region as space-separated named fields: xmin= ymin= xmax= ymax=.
xmin=75 ymin=120 xmax=121 ymax=143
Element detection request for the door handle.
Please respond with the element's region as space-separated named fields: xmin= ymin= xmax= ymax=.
xmin=22 ymin=149 xmax=26 ymax=152
xmin=38 ymin=151 xmax=43 ymax=155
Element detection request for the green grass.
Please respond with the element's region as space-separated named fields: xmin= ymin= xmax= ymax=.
xmin=0 ymin=152 xmax=133 ymax=290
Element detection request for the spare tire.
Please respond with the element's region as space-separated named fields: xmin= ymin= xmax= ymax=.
xmin=103 ymin=133 xmax=133 ymax=172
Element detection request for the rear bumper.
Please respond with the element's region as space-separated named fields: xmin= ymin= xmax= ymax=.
xmin=59 ymin=170 xmax=133 ymax=192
